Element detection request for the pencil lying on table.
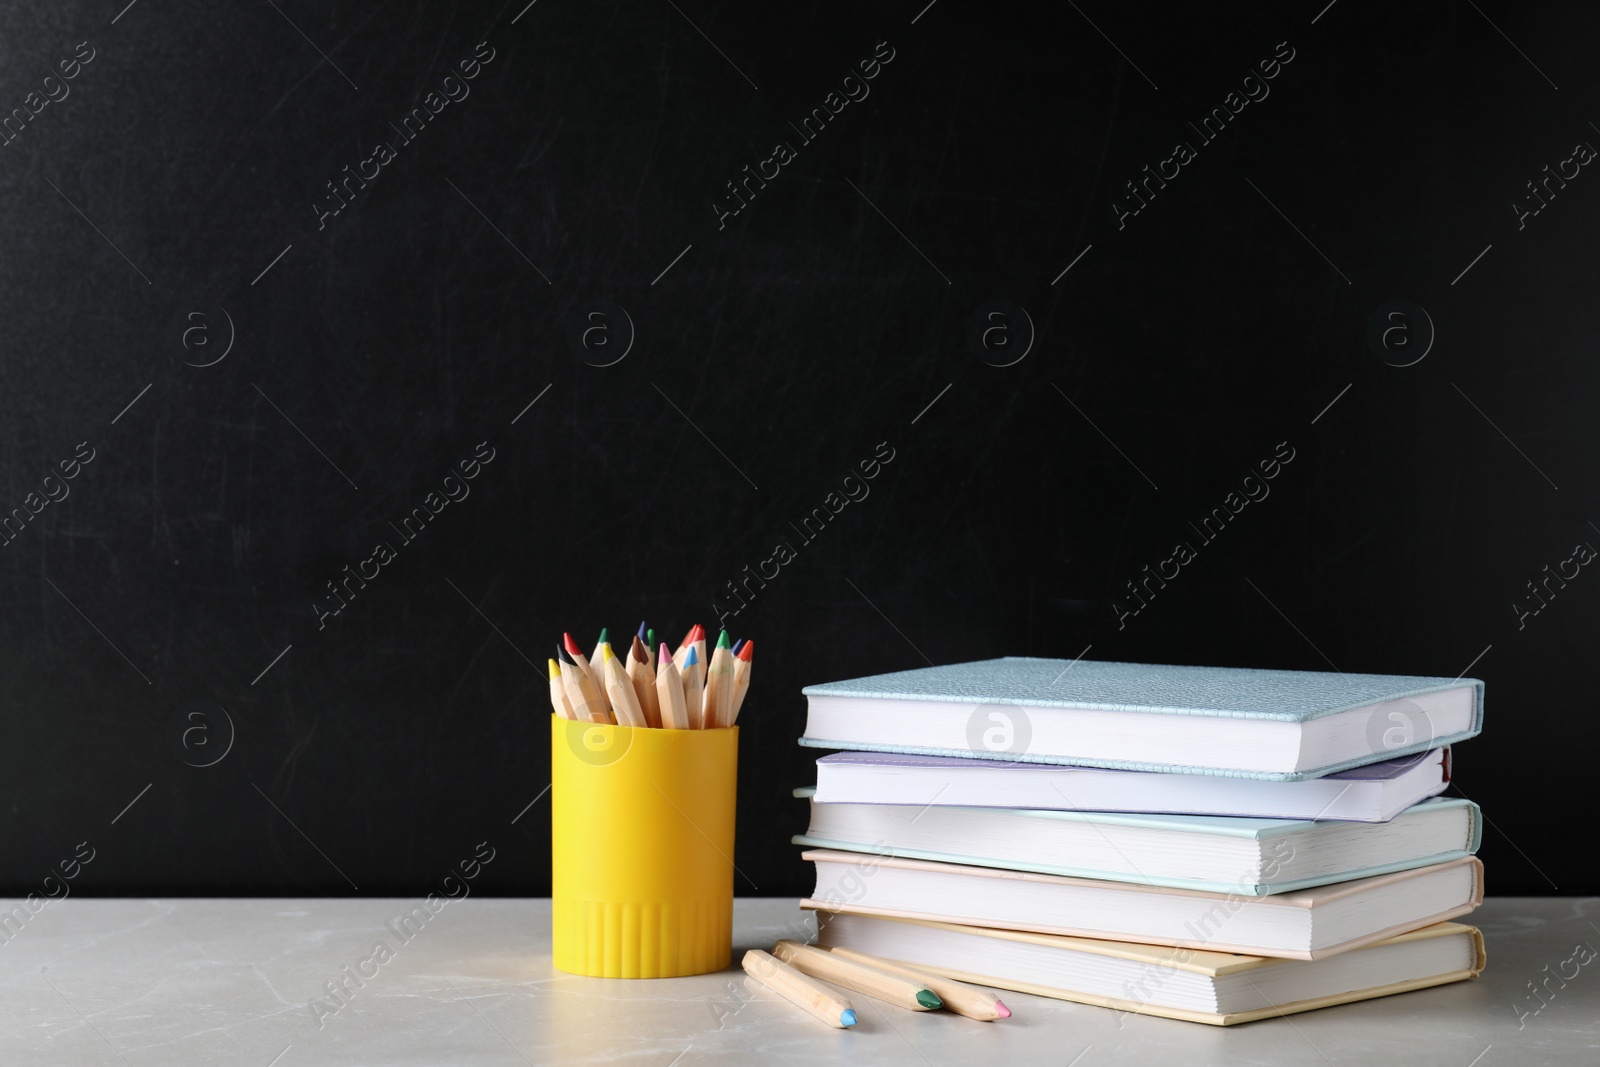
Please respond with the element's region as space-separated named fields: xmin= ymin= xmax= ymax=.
xmin=823 ymin=946 xmax=1011 ymax=1021
xmin=771 ymin=940 xmax=941 ymax=1011
xmin=742 ymin=950 xmax=856 ymax=1029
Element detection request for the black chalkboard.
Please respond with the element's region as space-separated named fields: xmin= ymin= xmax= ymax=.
xmin=1 ymin=1 xmax=1592 ymax=899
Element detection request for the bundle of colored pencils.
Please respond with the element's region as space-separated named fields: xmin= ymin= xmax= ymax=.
xmin=547 ymin=622 xmax=753 ymax=729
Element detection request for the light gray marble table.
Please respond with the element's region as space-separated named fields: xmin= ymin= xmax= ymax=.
xmin=0 ymin=897 xmax=1594 ymax=1065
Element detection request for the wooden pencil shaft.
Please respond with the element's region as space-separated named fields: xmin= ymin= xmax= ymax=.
xmin=627 ymin=657 xmax=662 ymax=728
xmin=549 ymin=675 xmax=576 ymax=719
xmin=703 ymin=647 xmax=736 ymax=729
xmin=772 ymin=940 xmax=940 ymax=1011
xmin=603 ymin=655 xmax=648 ymax=727
xmin=742 ymin=950 xmax=854 ymax=1029
xmin=567 ymin=653 xmax=613 ymax=719
xmin=681 ymin=668 xmax=704 ymax=730
xmin=826 ymin=946 xmax=1004 ymax=1020
xmin=656 ymin=659 xmax=690 ymax=730
xmin=728 ymin=657 xmax=751 ymax=724
xmin=560 ymin=661 xmax=610 ymax=723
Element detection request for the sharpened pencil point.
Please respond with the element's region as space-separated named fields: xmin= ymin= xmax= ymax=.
xmin=547 ymin=658 xmax=561 ymax=681
xmin=995 ymin=1000 xmax=1011 ymax=1019
xmin=637 ymin=620 xmax=648 ymax=644
xmin=915 ymin=990 xmax=942 ymax=1009
xmin=737 ymin=640 xmax=754 ymax=662
xmin=684 ymin=645 xmax=699 ymax=668
xmin=647 ymin=627 xmax=657 ymax=649
xmin=658 ymin=642 xmax=671 ymax=665
xmin=731 ymin=638 xmax=745 ymax=655
xmin=600 ymin=644 xmax=614 ymax=662
xmin=840 ymin=1009 xmax=857 ymax=1027
xmin=717 ymin=628 xmax=731 ymax=649
xmin=562 ymin=632 xmax=582 ymax=657
xmin=557 ymin=645 xmax=575 ymax=665
xmin=597 ymin=628 xmax=609 ymax=647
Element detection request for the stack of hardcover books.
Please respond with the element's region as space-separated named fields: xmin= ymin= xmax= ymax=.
xmin=794 ymin=657 xmax=1486 ymax=1025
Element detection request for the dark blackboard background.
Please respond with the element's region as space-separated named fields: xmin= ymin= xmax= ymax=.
xmin=1 ymin=1 xmax=1593 ymax=898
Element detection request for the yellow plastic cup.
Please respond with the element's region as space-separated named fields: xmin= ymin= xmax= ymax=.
xmin=551 ymin=717 xmax=739 ymax=978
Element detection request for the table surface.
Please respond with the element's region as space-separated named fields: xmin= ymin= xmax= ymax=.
xmin=0 ymin=897 xmax=1594 ymax=1066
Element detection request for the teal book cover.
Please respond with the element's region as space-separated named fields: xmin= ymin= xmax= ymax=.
xmin=800 ymin=657 xmax=1485 ymax=780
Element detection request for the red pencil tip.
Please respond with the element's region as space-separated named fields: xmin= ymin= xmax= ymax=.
xmin=562 ymin=632 xmax=582 ymax=656
xmin=994 ymin=1000 xmax=1011 ymax=1019
xmin=737 ymin=640 xmax=754 ymax=662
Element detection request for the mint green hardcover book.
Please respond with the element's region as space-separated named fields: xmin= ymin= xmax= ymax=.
xmin=792 ymin=790 xmax=1481 ymax=896
xmin=800 ymin=657 xmax=1484 ymax=780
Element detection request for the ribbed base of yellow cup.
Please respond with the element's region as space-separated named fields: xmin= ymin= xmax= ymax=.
xmin=553 ymin=897 xmax=732 ymax=978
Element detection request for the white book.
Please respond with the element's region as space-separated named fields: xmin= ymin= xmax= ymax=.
xmin=813 ymin=910 xmax=1486 ymax=1026
xmin=794 ymin=793 xmax=1480 ymax=895
xmin=811 ymin=749 xmax=1453 ymax=822
xmin=800 ymin=849 xmax=1484 ymax=959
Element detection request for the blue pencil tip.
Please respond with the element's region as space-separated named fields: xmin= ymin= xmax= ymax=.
xmin=637 ymin=620 xmax=648 ymax=640
xmin=840 ymin=1009 xmax=856 ymax=1027
xmin=684 ymin=646 xmax=699 ymax=667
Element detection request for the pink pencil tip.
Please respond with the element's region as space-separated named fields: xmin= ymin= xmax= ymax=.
xmin=994 ymin=1000 xmax=1011 ymax=1019
xmin=658 ymin=642 xmax=671 ymax=664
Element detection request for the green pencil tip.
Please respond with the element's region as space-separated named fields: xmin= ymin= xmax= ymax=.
xmin=915 ymin=990 xmax=942 ymax=1009
xmin=646 ymin=628 xmax=656 ymax=648
xmin=716 ymin=629 xmax=732 ymax=649
xmin=597 ymin=628 xmax=609 ymax=645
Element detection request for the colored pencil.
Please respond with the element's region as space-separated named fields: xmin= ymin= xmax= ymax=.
xmin=672 ymin=624 xmax=697 ymax=671
xmin=742 ymin=950 xmax=856 ymax=1029
xmin=728 ymin=639 xmax=753 ymax=724
xmin=557 ymin=646 xmax=610 ymax=723
xmin=601 ymin=646 xmax=648 ymax=727
xmin=656 ymin=643 xmax=691 ymax=729
xmin=703 ymin=629 xmax=736 ymax=729
xmin=824 ymin=946 xmax=1010 ymax=1021
xmin=547 ymin=658 xmax=577 ymax=719
xmin=680 ymin=645 xmax=704 ymax=729
xmin=690 ymin=624 xmax=708 ymax=685
xmin=628 ymin=635 xmax=662 ymax=728
xmin=563 ymin=632 xmax=612 ymax=717
xmin=771 ymin=940 xmax=941 ymax=1011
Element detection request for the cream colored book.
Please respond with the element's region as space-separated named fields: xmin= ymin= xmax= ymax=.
xmin=800 ymin=849 xmax=1483 ymax=959
xmin=813 ymin=911 xmax=1485 ymax=1026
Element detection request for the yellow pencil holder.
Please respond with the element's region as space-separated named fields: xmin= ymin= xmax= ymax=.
xmin=551 ymin=717 xmax=739 ymax=978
